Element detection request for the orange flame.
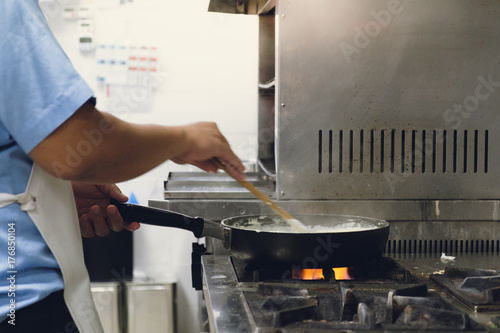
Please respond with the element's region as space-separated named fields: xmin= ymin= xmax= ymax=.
xmin=293 ymin=269 xmax=324 ymax=280
xmin=292 ymin=267 xmax=352 ymax=280
xmin=333 ymin=267 xmax=351 ymax=280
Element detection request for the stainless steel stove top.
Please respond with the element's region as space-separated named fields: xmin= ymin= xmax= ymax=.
xmin=149 ymin=170 xmax=500 ymax=332
xmin=201 ymin=253 xmax=500 ymax=333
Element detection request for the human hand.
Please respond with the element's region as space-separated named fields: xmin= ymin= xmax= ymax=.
xmin=71 ymin=182 xmax=140 ymax=237
xmin=171 ymin=122 xmax=246 ymax=181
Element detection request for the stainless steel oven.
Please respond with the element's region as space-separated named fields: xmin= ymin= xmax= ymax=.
xmin=150 ymin=0 xmax=500 ymax=331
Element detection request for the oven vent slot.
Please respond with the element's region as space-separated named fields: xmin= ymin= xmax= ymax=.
xmin=318 ymin=129 xmax=489 ymax=174
xmin=384 ymin=239 xmax=500 ymax=255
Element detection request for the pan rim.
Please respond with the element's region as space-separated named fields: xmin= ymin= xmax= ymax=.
xmin=221 ymin=213 xmax=389 ymax=234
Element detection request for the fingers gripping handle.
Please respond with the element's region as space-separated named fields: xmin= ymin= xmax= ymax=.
xmin=111 ymin=199 xmax=205 ymax=238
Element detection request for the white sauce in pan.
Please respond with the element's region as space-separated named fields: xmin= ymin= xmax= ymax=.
xmin=228 ymin=215 xmax=382 ymax=233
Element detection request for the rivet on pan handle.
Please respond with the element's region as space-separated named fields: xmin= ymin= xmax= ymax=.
xmin=222 ymin=227 xmax=231 ymax=249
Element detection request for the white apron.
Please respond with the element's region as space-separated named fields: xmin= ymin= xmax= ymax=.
xmin=0 ymin=164 xmax=104 ymax=333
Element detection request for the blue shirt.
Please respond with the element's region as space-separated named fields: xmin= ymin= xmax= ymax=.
xmin=0 ymin=0 xmax=94 ymax=321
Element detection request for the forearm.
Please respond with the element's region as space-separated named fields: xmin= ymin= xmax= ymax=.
xmin=30 ymin=103 xmax=206 ymax=183
xmin=72 ymin=113 xmax=190 ymax=183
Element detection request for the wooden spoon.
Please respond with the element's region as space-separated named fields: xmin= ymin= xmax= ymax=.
xmin=211 ymin=159 xmax=308 ymax=232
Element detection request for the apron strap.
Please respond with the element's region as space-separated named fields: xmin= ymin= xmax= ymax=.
xmin=0 ymin=192 xmax=36 ymax=211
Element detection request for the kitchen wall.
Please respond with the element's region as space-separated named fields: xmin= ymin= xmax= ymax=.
xmin=42 ymin=0 xmax=258 ymax=332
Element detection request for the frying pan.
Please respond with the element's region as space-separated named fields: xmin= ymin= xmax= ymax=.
xmin=113 ymin=200 xmax=389 ymax=268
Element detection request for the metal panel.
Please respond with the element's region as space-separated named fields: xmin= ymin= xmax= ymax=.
xmin=125 ymin=282 xmax=175 ymax=333
xmin=386 ymin=221 xmax=500 ymax=255
xmin=208 ymin=0 xmax=275 ymax=14
xmin=150 ymin=198 xmax=500 ymax=222
xmin=91 ymin=282 xmax=122 ymax=333
xmin=163 ymin=171 xmax=275 ymax=199
xmin=202 ymin=256 xmax=254 ymax=333
xmin=258 ymin=13 xmax=276 ymax=166
xmin=275 ymin=0 xmax=500 ymax=199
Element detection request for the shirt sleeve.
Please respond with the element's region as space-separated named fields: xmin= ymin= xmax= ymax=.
xmin=0 ymin=0 xmax=94 ymax=154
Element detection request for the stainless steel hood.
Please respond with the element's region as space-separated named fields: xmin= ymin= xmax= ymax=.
xmin=213 ymin=0 xmax=500 ymax=201
xmin=268 ymin=0 xmax=500 ymax=200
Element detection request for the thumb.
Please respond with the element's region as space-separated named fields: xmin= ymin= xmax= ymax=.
xmin=99 ymin=184 xmax=129 ymax=202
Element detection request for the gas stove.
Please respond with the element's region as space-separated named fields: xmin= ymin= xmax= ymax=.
xmin=201 ymin=253 xmax=500 ymax=333
xmin=151 ymin=171 xmax=500 ymax=333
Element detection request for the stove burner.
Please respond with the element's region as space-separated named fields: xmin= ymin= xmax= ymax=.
xmin=243 ymin=283 xmax=485 ymax=331
xmin=234 ymin=257 xmax=418 ymax=284
xmin=388 ymin=292 xmax=470 ymax=330
xmin=431 ymin=267 xmax=500 ymax=312
xmin=234 ymin=257 xmax=487 ymax=331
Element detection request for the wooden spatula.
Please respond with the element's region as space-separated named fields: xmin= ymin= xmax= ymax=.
xmin=211 ymin=159 xmax=308 ymax=232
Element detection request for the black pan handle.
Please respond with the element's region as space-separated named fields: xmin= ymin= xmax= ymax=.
xmin=111 ymin=199 xmax=206 ymax=238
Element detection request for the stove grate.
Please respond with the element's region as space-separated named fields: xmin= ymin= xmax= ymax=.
xmin=430 ymin=267 xmax=500 ymax=312
xmin=243 ymin=283 xmax=486 ymax=331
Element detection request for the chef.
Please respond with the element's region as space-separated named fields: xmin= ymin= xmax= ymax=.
xmin=0 ymin=1 xmax=245 ymax=332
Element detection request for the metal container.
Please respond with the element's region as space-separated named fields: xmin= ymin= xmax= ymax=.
xmin=91 ymin=282 xmax=123 ymax=333
xmin=125 ymin=281 xmax=175 ymax=333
